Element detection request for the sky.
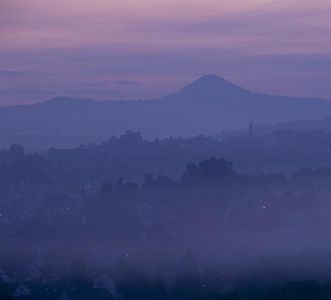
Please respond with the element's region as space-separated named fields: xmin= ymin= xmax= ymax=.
xmin=1 ymin=0 xmax=331 ymax=105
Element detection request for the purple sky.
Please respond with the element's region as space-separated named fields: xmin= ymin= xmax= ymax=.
xmin=1 ymin=0 xmax=331 ymax=105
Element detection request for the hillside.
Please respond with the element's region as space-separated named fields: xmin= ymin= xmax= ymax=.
xmin=1 ymin=74 xmax=331 ymax=137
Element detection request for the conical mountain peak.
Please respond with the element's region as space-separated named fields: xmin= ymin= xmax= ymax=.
xmin=180 ymin=74 xmax=249 ymax=96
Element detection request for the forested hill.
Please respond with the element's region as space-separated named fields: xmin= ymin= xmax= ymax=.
xmin=2 ymin=130 xmax=331 ymax=193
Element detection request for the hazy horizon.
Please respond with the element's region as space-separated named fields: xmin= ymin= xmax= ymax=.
xmin=1 ymin=0 xmax=331 ymax=105
xmin=2 ymin=73 xmax=331 ymax=109
xmin=2 ymin=2 xmax=331 ymax=299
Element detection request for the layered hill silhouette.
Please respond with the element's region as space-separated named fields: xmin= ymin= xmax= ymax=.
xmin=2 ymin=74 xmax=331 ymax=137
xmin=274 ymin=115 xmax=331 ymax=132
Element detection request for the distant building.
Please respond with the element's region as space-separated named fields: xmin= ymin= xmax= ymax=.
xmin=249 ymin=122 xmax=254 ymax=134
xmin=120 ymin=130 xmax=143 ymax=143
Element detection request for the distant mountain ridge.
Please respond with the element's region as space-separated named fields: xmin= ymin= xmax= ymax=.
xmin=179 ymin=74 xmax=249 ymax=96
xmin=1 ymin=74 xmax=331 ymax=137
